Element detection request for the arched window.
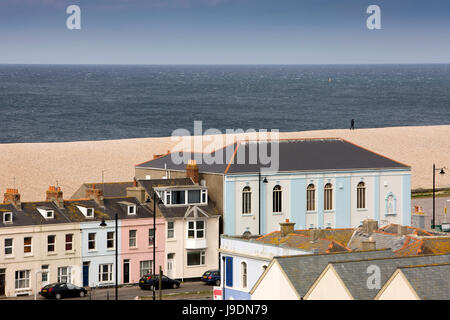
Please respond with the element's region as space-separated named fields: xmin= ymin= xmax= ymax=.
xmin=357 ymin=182 xmax=366 ymax=209
xmin=307 ymin=184 xmax=315 ymax=211
xmin=241 ymin=262 xmax=247 ymax=289
xmin=242 ymin=186 xmax=251 ymax=214
xmin=273 ymin=185 xmax=282 ymax=213
xmin=324 ymin=183 xmax=333 ymax=211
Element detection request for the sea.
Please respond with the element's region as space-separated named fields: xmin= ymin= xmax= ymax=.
xmin=0 ymin=64 xmax=449 ymax=144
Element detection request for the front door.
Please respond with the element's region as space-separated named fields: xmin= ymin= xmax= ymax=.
xmin=83 ymin=262 xmax=89 ymax=287
xmin=0 ymin=269 xmax=5 ymax=296
xmin=123 ymin=260 xmax=130 ymax=284
xmin=167 ymin=254 xmax=175 ymax=278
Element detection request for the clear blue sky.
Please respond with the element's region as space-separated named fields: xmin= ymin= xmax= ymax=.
xmin=1 ymin=0 xmax=449 ymax=64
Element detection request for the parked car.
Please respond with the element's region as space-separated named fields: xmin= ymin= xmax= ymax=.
xmin=39 ymin=283 xmax=87 ymax=300
xmin=139 ymin=274 xmax=180 ymax=290
xmin=201 ymin=270 xmax=220 ymax=286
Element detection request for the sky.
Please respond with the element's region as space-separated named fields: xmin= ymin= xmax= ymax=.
xmin=0 ymin=0 xmax=449 ymax=64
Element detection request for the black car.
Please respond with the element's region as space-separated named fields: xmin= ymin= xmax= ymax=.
xmin=201 ymin=270 xmax=220 ymax=286
xmin=139 ymin=274 xmax=180 ymax=290
xmin=39 ymin=283 xmax=87 ymax=300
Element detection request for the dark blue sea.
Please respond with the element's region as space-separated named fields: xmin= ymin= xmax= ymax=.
xmin=0 ymin=64 xmax=449 ymax=143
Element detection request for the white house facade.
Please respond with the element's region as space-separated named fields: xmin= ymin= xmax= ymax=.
xmin=219 ymin=235 xmax=311 ymax=300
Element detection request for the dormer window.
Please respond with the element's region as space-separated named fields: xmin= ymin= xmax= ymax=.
xmin=159 ymin=188 xmax=208 ymax=206
xmin=76 ymin=206 xmax=95 ymax=218
xmin=3 ymin=212 xmax=13 ymax=224
xmin=128 ymin=205 xmax=136 ymax=215
xmin=37 ymin=207 xmax=54 ymax=220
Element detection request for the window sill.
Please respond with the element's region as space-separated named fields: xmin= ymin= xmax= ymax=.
xmin=128 ymin=247 xmax=138 ymax=250
xmin=241 ymin=214 xmax=253 ymax=217
xmin=4 ymin=255 xmax=14 ymax=259
xmin=47 ymin=252 xmax=57 ymax=256
xmin=357 ymin=208 xmax=368 ymax=212
xmin=324 ymin=210 xmax=335 ymax=213
xmin=65 ymin=250 xmax=75 ymax=254
xmin=306 ymin=211 xmax=317 ymax=214
xmin=24 ymin=254 xmax=33 ymax=258
xmin=385 ymin=213 xmax=397 ymax=216
xmin=272 ymin=212 xmax=284 ymax=215
xmin=166 ymin=238 xmax=176 ymax=242
xmin=186 ymin=264 xmax=206 ymax=268
xmin=88 ymin=250 xmax=98 ymax=253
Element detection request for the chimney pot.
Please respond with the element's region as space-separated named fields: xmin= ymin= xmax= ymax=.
xmin=46 ymin=185 xmax=64 ymax=208
xmin=4 ymin=188 xmax=21 ymax=208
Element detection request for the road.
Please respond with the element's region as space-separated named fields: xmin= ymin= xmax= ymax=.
xmin=7 ymin=281 xmax=214 ymax=301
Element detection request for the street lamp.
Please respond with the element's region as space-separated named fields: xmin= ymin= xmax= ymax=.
xmin=258 ymin=171 xmax=268 ymax=235
xmin=146 ymin=192 xmax=163 ymax=301
xmin=432 ymin=164 xmax=446 ymax=229
xmin=99 ymin=212 xmax=118 ymax=300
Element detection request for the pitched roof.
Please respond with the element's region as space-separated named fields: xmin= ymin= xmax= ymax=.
xmin=396 ymin=263 xmax=450 ymax=300
xmin=293 ymin=228 xmax=355 ymax=247
xmin=0 ymin=197 xmax=154 ymax=227
xmin=328 ymin=253 xmax=450 ymax=300
xmin=271 ymin=249 xmax=395 ymax=297
xmin=70 ymin=182 xmax=134 ymax=199
xmin=379 ymin=224 xmax=434 ymax=237
xmin=395 ymin=237 xmax=450 ymax=256
xmin=347 ymin=229 xmax=411 ymax=252
xmin=255 ymin=231 xmax=351 ymax=254
xmin=136 ymin=139 xmax=410 ymax=174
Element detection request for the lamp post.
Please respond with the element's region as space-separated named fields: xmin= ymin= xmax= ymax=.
xmin=99 ymin=212 xmax=118 ymax=300
xmin=432 ymin=164 xmax=446 ymax=229
xmin=258 ymin=171 xmax=268 ymax=235
xmin=146 ymin=192 xmax=162 ymax=301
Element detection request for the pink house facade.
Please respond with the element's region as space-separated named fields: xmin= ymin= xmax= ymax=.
xmin=120 ymin=217 xmax=165 ymax=284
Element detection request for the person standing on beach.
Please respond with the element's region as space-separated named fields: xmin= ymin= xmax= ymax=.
xmin=350 ymin=119 xmax=355 ymax=130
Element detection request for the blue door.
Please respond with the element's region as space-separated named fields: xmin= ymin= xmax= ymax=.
xmin=225 ymin=257 xmax=233 ymax=287
xmin=83 ymin=264 xmax=89 ymax=287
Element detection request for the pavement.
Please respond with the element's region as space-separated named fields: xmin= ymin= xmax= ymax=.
xmin=7 ymin=281 xmax=214 ymax=301
xmin=412 ymin=196 xmax=450 ymax=230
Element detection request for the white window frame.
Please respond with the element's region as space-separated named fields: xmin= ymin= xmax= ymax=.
xmin=242 ymin=186 xmax=252 ymax=215
xmin=307 ymin=184 xmax=316 ymax=212
xmin=186 ymin=250 xmax=206 ymax=266
xmin=129 ymin=230 xmax=137 ymax=248
xmin=4 ymin=238 xmax=13 ymax=256
xmin=324 ymin=183 xmax=333 ymax=211
xmin=88 ymin=233 xmax=96 ymax=251
xmin=107 ymin=231 xmax=115 ymax=249
xmin=3 ymin=212 xmax=12 ymax=224
xmin=23 ymin=237 xmax=32 ymax=255
xmin=65 ymin=234 xmax=74 ymax=251
xmin=47 ymin=235 xmax=56 ymax=253
xmin=57 ymin=266 xmax=71 ymax=283
xmin=140 ymin=260 xmax=153 ymax=277
xmin=46 ymin=210 xmax=54 ymax=219
xmin=98 ymin=264 xmax=113 ymax=283
xmin=187 ymin=220 xmax=205 ymax=239
xmin=128 ymin=205 xmax=136 ymax=215
xmin=241 ymin=261 xmax=248 ymax=289
xmin=357 ymin=182 xmax=366 ymax=209
xmin=167 ymin=221 xmax=175 ymax=239
xmin=86 ymin=208 xmax=94 ymax=218
xmin=15 ymin=270 xmax=30 ymax=289
xmin=273 ymin=185 xmax=282 ymax=213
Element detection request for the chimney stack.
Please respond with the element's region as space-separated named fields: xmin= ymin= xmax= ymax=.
xmin=126 ymin=179 xmax=146 ymax=203
xmin=362 ymin=236 xmax=376 ymax=251
xmin=46 ymin=186 xmax=64 ymax=208
xmin=397 ymin=225 xmax=408 ymax=236
xmin=279 ymin=219 xmax=295 ymax=237
xmin=362 ymin=219 xmax=378 ymax=234
xmin=86 ymin=185 xmax=104 ymax=207
xmin=186 ymin=159 xmax=199 ymax=184
xmin=309 ymin=228 xmax=323 ymax=242
xmin=4 ymin=188 xmax=21 ymax=208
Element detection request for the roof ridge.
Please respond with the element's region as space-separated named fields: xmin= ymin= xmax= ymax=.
xmin=399 ymin=262 xmax=450 ymax=269
xmin=330 ymin=252 xmax=449 ymax=265
xmin=275 ymin=248 xmax=390 ymax=259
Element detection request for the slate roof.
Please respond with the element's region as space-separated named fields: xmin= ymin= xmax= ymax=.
xmin=70 ymin=182 xmax=134 ymax=199
xmin=0 ymin=197 xmax=154 ymax=227
xmin=380 ymin=224 xmax=434 ymax=237
xmin=293 ymin=228 xmax=355 ymax=247
xmin=395 ymin=237 xmax=450 ymax=256
xmin=328 ymin=253 xmax=450 ymax=300
xmin=270 ymin=249 xmax=395 ymax=297
xmin=255 ymin=231 xmax=351 ymax=253
xmin=136 ymin=139 xmax=410 ymax=174
xmin=347 ymin=229 xmax=411 ymax=252
xmin=0 ymin=201 xmax=75 ymax=227
xmin=396 ymin=263 xmax=450 ymax=300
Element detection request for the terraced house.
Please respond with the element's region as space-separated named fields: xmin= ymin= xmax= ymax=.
xmin=0 ymin=188 xmax=83 ymax=297
xmin=0 ymin=185 xmax=157 ymax=297
xmin=135 ymin=138 xmax=412 ymax=236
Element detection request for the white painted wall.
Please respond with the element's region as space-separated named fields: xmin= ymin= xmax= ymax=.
xmin=251 ymin=262 xmax=299 ymax=300
xmin=375 ymin=271 xmax=419 ymax=300
xmin=304 ymin=266 xmax=353 ymax=300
